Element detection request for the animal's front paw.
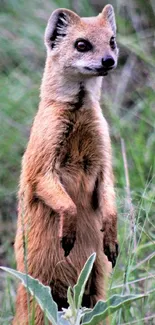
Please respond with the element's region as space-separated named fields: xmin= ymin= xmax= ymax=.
xmin=104 ymin=241 xmax=119 ymax=268
xmin=61 ymin=231 xmax=76 ymax=257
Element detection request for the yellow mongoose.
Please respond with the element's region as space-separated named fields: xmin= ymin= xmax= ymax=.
xmin=14 ymin=5 xmax=119 ymax=324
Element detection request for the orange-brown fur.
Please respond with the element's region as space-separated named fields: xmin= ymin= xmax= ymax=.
xmin=14 ymin=5 xmax=118 ymax=325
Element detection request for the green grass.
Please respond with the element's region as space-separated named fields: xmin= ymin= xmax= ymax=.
xmin=0 ymin=0 xmax=155 ymax=324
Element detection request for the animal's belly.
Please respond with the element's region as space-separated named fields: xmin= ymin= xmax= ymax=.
xmin=59 ymin=165 xmax=103 ymax=264
xmin=60 ymin=164 xmax=99 ymax=207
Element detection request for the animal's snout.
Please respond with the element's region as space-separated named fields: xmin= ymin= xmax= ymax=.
xmin=102 ymin=56 xmax=115 ymax=69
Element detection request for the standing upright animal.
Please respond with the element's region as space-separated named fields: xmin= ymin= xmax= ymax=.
xmin=13 ymin=4 xmax=119 ymax=325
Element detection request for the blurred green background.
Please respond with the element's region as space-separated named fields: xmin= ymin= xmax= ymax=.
xmin=0 ymin=0 xmax=155 ymax=324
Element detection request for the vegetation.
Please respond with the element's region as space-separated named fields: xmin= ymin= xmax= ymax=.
xmin=0 ymin=0 xmax=154 ymax=324
xmin=1 ymin=254 xmax=147 ymax=325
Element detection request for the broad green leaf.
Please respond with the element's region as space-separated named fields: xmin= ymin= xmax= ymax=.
xmin=1 ymin=267 xmax=58 ymax=325
xmin=73 ymin=253 xmax=96 ymax=309
xmin=81 ymin=294 xmax=146 ymax=325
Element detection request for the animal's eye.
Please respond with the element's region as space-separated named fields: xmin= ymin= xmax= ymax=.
xmin=110 ymin=36 xmax=116 ymax=50
xmin=75 ymin=39 xmax=93 ymax=52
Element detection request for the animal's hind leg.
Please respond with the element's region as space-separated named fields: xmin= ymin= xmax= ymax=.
xmin=13 ymin=285 xmax=28 ymax=325
xmin=50 ymin=278 xmax=69 ymax=311
xmin=92 ymin=255 xmax=109 ymax=302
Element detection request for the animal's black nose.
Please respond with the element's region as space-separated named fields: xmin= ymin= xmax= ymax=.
xmin=102 ymin=56 xmax=115 ymax=69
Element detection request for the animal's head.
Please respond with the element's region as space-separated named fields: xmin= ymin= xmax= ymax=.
xmin=44 ymin=5 xmax=118 ymax=78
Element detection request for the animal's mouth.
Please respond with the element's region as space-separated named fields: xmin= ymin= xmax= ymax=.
xmin=95 ymin=66 xmax=114 ymax=76
xmin=84 ymin=66 xmax=114 ymax=76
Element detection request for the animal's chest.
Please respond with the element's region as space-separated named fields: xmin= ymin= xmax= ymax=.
xmin=59 ymin=117 xmax=103 ymax=173
xmin=58 ymin=114 xmax=104 ymax=201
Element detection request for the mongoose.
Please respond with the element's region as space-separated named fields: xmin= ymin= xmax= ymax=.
xmin=13 ymin=5 xmax=119 ymax=325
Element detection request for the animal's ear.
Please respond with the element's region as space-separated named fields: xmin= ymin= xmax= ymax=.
xmin=45 ymin=8 xmax=80 ymax=51
xmin=101 ymin=4 xmax=116 ymax=35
